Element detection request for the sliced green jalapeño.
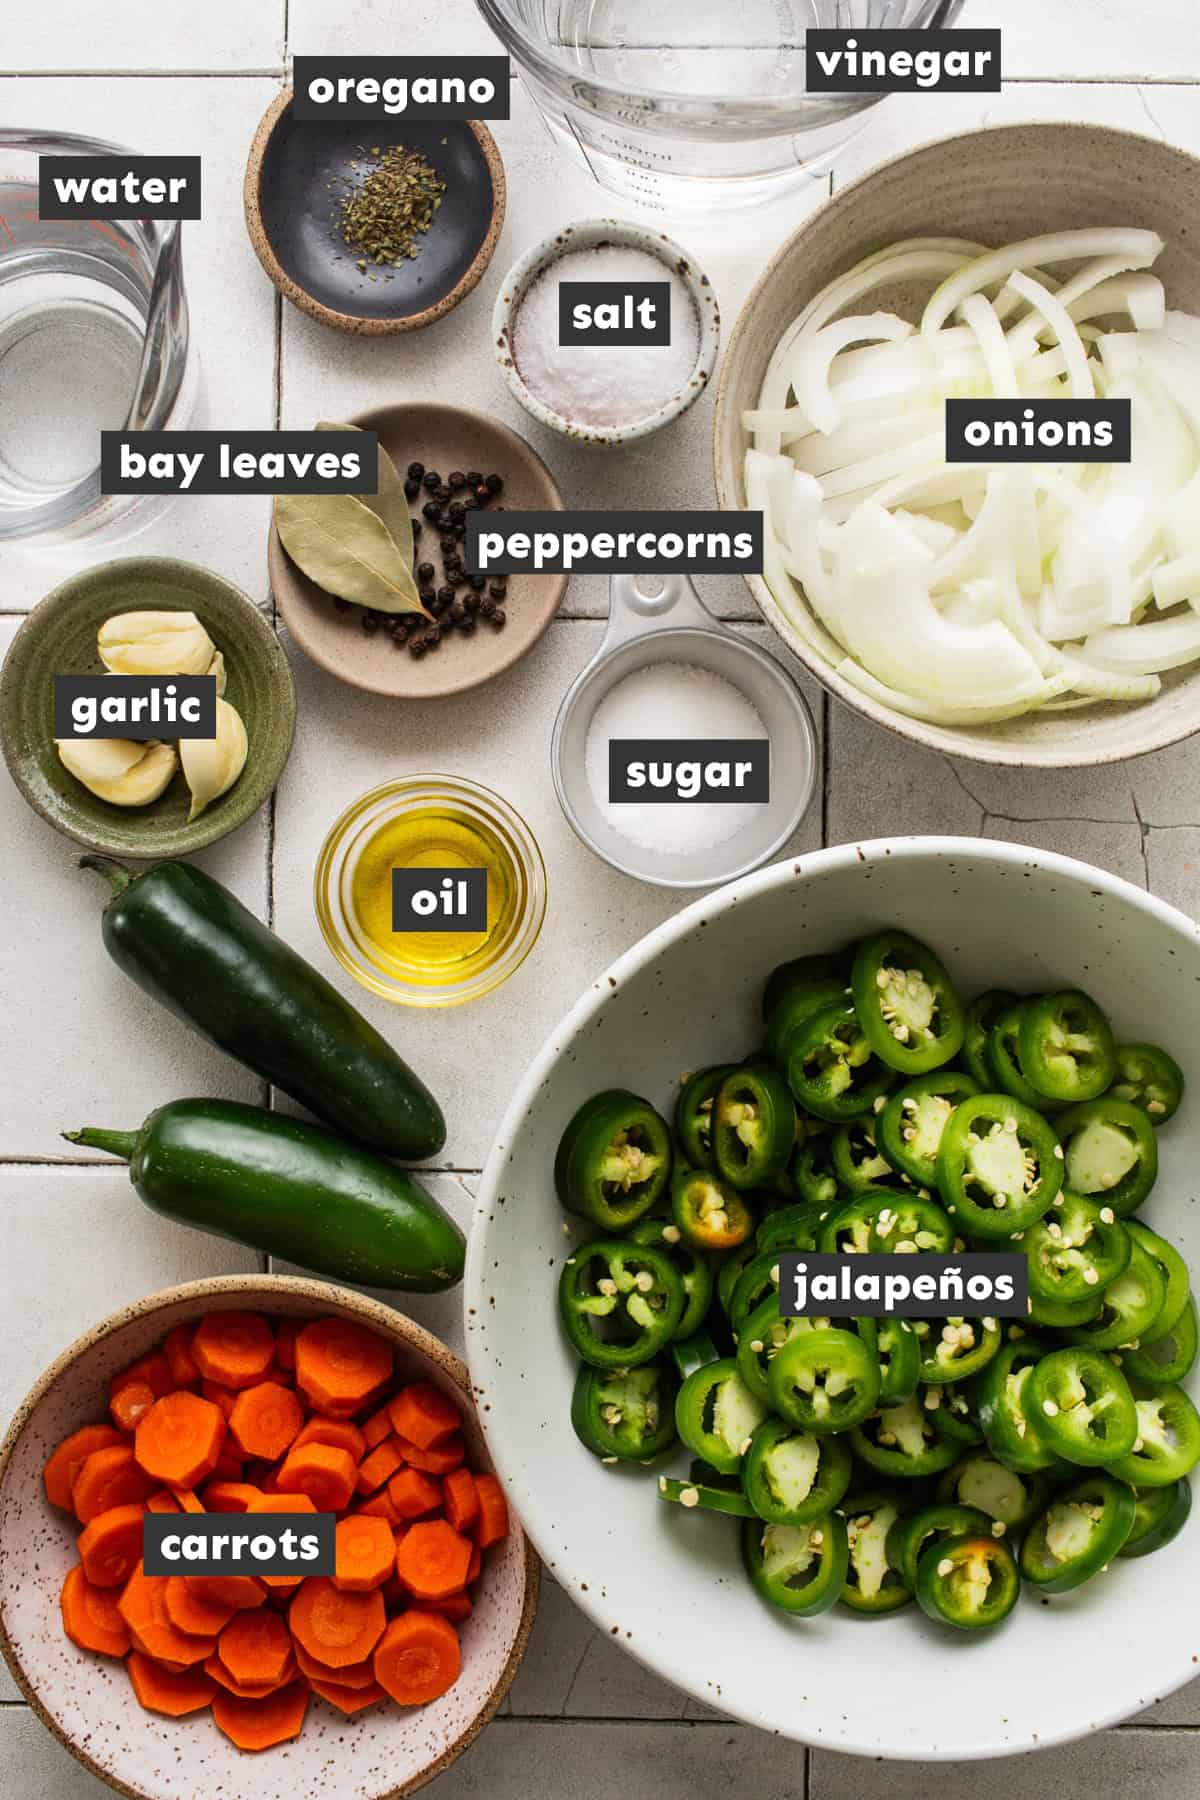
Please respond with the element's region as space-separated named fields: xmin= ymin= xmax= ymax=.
xmin=1055 ymin=1097 xmax=1157 ymax=1217
xmin=1022 ymin=1346 xmax=1138 ymax=1466
xmin=675 ymin=1358 xmax=767 ymax=1475
xmin=741 ymin=1415 xmax=852 ymax=1525
xmin=1020 ymin=1473 xmax=1136 ymax=1592
xmin=1118 ymin=1478 xmax=1192 ymax=1558
xmin=850 ymin=930 xmax=966 ymax=1075
xmin=673 ymin=1065 xmax=737 ymax=1172
xmin=915 ymin=1533 xmax=1019 ymax=1629
xmin=555 ymin=1090 xmax=672 ymax=1229
xmin=877 ymin=1071 xmax=979 ymax=1187
xmin=1110 ymin=1041 xmax=1184 ymax=1125
xmin=784 ymin=1003 xmax=896 ymax=1123
xmin=936 ymin=1094 xmax=1063 ymax=1238
xmin=712 ymin=1064 xmax=796 ymax=1191
xmin=840 ymin=1491 xmax=913 ymax=1615
xmin=558 ymin=1239 xmax=685 ymax=1369
xmin=1018 ymin=989 xmax=1117 ymax=1104
xmin=742 ymin=1512 xmax=849 ymax=1617
xmin=767 ymin=1328 xmax=880 ymax=1435
xmin=571 ymin=1359 xmax=679 ymax=1462
xmin=1023 ymin=1191 xmax=1131 ymax=1307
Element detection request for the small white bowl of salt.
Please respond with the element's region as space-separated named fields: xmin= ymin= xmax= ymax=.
xmin=493 ymin=219 xmax=720 ymax=447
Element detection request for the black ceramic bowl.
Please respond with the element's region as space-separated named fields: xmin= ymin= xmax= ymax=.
xmin=244 ymin=89 xmax=506 ymax=334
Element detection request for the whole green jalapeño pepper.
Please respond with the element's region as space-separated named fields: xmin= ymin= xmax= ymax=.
xmin=915 ymin=1533 xmax=1020 ymax=1629
xmin=675 ymin=1358 xmax=767 ymax=1474
xmin=936 ymin=1094 xmax=1063 ymax=1239
xmin=741 ymin=1416 xmax=853 ymax=1525
xmin=1118 ymin=1478 xmax=1192 ymax=1558
xmin=878 ymin=1071 xmax=979 ymax=1187
xmin=712 ymin=1065 xmax=795 ymax=1190
xmin=571 ymin=1359 xmax=679 ymax=1462
xmin=673 ymin=1065 xmax=736 ymax=1171
xmin=1110 ymin=1041 xmax=1185 ymax=1125
xmin=1020 ymin=1473 xmax=1136 ymax=1592
xmin=850 ymin=930 xmax=966 ymax=1075
xmin=558 ymin=1240 xmax=685 ymax=1369
xmin=742 ymin=1512 xmax=849 ymax=1617
xmin=784 ymin=1003 xmax=896 ymax=1123
xmin=1054 ymin=1097 xmax=1157 ymax=1216
xmin=1023 ymin=1191 xmax=1131 ymax=1307
xmin=840 ymin=1492 xmax=914 ymax=1615
xmin=1018 ymin=989 xmax=1117 ymax=1104
xmin=767 ymin=1328 xmax=880 ymax=1435
xmin=1021 ymin=1347 xmax=1138 ymax=1466
xmin=555 ymin=1091 xmax=672 ymax=1230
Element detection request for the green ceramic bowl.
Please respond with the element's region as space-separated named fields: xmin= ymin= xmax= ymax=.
xmin=0 ymin=558 xmax=296 ymax=858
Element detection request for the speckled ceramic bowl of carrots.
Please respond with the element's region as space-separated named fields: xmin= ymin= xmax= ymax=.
xmin=0 ymin=1275 xmax=538 ymax=1800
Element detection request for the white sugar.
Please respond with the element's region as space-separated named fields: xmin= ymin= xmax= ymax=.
xmin=512 ymin=245 xmax=700 ymax=428
xmin=585 ymin=661 xmax=767 ymax=854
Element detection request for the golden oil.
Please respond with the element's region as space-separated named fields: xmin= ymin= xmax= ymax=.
xmin=348 ymin=803 xmax=518 ymax=987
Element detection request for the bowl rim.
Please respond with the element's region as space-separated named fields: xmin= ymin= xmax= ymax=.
xmin=243 ymin=87 xmax=507 ymax=336
xmin=466 ymin=833 xmax=1200 ymax=1760
xmin=712 ymin=119 xmax=1200 ymax=770
xmin=492 ymin=217 xmax=721 ymax=446
xmin=0 ymin=555 xmax=296 ymax=858
xmin=0 ymin=1273 xmax=539 ymax=1800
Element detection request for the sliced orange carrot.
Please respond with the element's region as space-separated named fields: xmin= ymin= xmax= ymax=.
xmin=192 ymin=1312 xmax=275 ymax=1391
xmin=292 ymin=1642 xmax=378 ymax=1688
xmin=110 ymin=1380 xmax=157 ymax=1434
xmin=310 ymin=1675 xmax=388 ymax=1714
xmin=387 ymin=1467 xmax=442 ymax=1521
xmin=78 ymin=1502 xmax=145 ymax=1588
xmin=293 ymin=1416 xmax=367 ymax=1462
xmin=170 ymin=1486 xmax=205 ymax=1514
xmin=275 ymin=1442 xmax=357 ymax=1512
xmin=211 ymin=1681 xmax=309 ymax=1751
xmin=201 ymin=1380 xmax=238 ymax=1421
xmin=219 ymin=1607 xmax=293 ymax=1687
xmin=186 ymin=1574 xmax=267 ymax=1612
xmin=230 ymin=1380 xmax=303 ymax=1461
xmin=112 ymin=1351 xmax=173 ymax=1402
xmin=424 ymin=1590 xmax=472 ymax=1624
xmin=394 ymin=1520 xmax=472 ymax=1601
xmin=246 ymin=1491 xmax=317 ymax=1591
xmin=373 ymin=1610 xmax=461 ymax=1706
xmin=61 ymin=1564 xmax=131 ymax=1658
xmin=274 ymin=1318 xmax=301 ymax=1373
xmin=134 ymin=1390 xmax=226 ymax=1488
xmin=204 ymin=1651 xmax=297 ymax=1698
xmin=355 ymin=1440 xmax=405 ymax=1496
xmin=361 ymin=1405 xmax=394 ymax=1451
xmin=333 ymin=1515 xmax=395 ymax=1592
xmin=44 ymin=1426 xmax=126 ymax=1511
xmin=474 ymin=1474 xmax=510 ymax=1549
xmin=163 ymin=1324 xmax=201 ymax=1388
xmin=355 ymin=1490 xmax=402 ymax=1528
xmin=294 ymin=1319 xmax=393 ymax=1419
xmin=466 ymin=1543 xmax=482 ymax=1585
xmin=127 ymin=1649 xmax=216 ymax=1716
xmin=209 ymin=1445 xmax=245 ymax=1482
xmin=119 ymin=1565 xmax=217 ymax=1666
xmin=394 ymin=1434 xmax=464 ymax=1476
xmin=73 ymin=1444 xmax=153 ymax=1523
xmin=288 ymin=1577 xmax=386 ymax=1669
xmin=388 ymin=1382 xmax=461 ymax=1451
xmin=146 ymin=1488 xmax=182 ymax=1515
xmin=442 ymin=1468 xmax=479 ymax=1535
xmin=202 ymin=1480 xmax=264 ymax=1513
xmin=165 ymin=1576 xmax=237 ymax=1638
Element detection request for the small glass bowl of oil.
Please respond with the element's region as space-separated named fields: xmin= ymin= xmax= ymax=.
xmin=314 ymin=775 xmax=547 ymax=1007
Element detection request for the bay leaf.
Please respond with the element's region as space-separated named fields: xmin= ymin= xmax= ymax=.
xmin=317 ymin=420 xmax=413 ymax=569
xmin=274 ymin=490 xmax=425 ymax=615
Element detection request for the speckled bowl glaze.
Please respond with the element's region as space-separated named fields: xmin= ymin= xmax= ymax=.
xmin=0 ymin=558 xmax=295 ymax=858
xmin=0 ymin=1276 xmax=538 ymax=1800
xmin=469 ymin=838 xmax=1200 ymax=1760
xmin=493 ymin=218 xmax=720 ymax=447
xmin=714 ymin=122 xmax=1200 ymax=768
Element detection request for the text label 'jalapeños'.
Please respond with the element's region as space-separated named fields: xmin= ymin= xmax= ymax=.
xmin=946 ymin=399 xmax=1132 ymax=464
xmin=143 ymin=1513 xmax=336 ymax=1578
xmin=466 ymin=512 xmax=764 ymax=575
xmin=38 ymin=155 xmax=202 ymax=220
xmin=55 ymin=675 xmax=217 ymax=741
xmin=293 ymin=56 xmax=511 ymax=120
xmin=805 ymin=29 xmax=1002 ymax=93
xmin=609 ymin=740 xmax=769 ymax=805
xmin=778 ymin=1254 xmax=1028 ymax=1320
xmin=100 ymin=431 xmax=378 ymax=495
xmin=392 ymin=868 xmax=488 ymax=934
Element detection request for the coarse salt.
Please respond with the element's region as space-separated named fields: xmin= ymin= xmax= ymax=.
xmin=584 ymin=661 xmax=767 ymax=854
xmin=512 ymin=246 xmax=700 ymax=429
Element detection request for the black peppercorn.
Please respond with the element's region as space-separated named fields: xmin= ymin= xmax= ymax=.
xmin=453 ymin=524 xmax=466 ymax=541
xmin=418 ymin=585 xmax=436 ymax=606
xmin=404 ymin=477 xmax=420 ymax=499
xmin=448 ymin=600 xmax=468 ymax=625
xmin=407 ymin=461 xmax=424 ymax=480
xmin=485 ymin=473 xmax=503 ymax=494
xmin=461 ymin=494 xmax=478 ymax=512
xmin=422 ymin=469 xmax=440 ymax=491
xmin=439 ymin=534 xmax=457 ymax=555
xmin=480 ymin=597 xmax=497 ymax=619
xmin=409 ymin=636 xmax=428 ymax=659
xmin=425 ymin=625 xmax=442 ymax=646
xmin=435 ymin=485 xmax=451 ymax=505
xmin=437 ymin=585 xmax=455 ymax=605
xmin=490 ymin=608 xmax=507 ymax=629
xmin=473 ymin=484 xmax=490 ymax=505
xmin=428 ymin=595 xmax=447 ymax=619
xmin=448 ymin=501 xmax=465 ymax=523
xmin=468 ymin=572 xmax=485 ymax=591
xmin=463 ymin=591 xmax=481 ymax=615
xmin=416 ymin=562 xmax=435 ymax=584
xmin=451 ymin=471 xmax=467 ymax=491
xmin=488 ymin=582 xmax=507 ymax=600
xmin=457 ymin=614 xmax=477 ymax=636
xmin=421 ymin=499 xmax=441 ymax=522
xmin=465 ymin=470 xmax=482 ymax=487
xmin=444 ymin=567 xmax=464 ymax=589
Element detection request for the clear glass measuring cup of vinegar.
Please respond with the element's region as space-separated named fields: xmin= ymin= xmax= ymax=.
xmin=0 ymin=129 xmax=198 ymax=546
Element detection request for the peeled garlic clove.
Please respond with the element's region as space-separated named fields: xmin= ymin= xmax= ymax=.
xmin=206 ymin=649 xmax=227 ymax=695
xmin=179 ymin=698 xmax=248 ymax=821
xmin=56 ymin=738 xmax=178 ymax=806
xmin=98 ymin=610 xmax=215 ymax=676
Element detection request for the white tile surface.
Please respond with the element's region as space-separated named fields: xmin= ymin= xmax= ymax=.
xmin=0 ymin=3 xmax=283 ymax=71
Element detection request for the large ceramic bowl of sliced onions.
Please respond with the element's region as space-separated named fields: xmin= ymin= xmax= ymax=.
xmin=714 ymin=124 xmax=1200 ymax=766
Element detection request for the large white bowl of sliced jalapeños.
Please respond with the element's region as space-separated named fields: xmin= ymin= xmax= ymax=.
xmin=467 ymin=837 xmax=1200 ymax=1759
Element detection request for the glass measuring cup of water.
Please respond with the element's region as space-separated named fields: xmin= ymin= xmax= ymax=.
xmin=0 ymin=129 xmax=198 ymax=546
xmin=476 ymin=0 xmax=967 ymax=216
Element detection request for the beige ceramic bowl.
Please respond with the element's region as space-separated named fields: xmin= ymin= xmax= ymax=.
xmin=714 ymin=123 xmax=1200 ymax=768
xmin=0 ymin=1276 xmax=538 ymax=1800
